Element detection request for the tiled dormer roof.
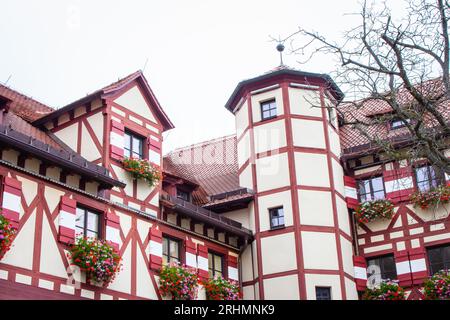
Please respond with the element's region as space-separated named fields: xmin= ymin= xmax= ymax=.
xmin=163 ymin=135 xmax=243 ymax=205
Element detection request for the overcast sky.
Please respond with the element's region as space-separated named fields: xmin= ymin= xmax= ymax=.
xmin=0 ymin=0 xmax=405 ymax=153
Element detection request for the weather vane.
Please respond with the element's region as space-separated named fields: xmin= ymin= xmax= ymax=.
xmin=276 ymin=39 xmax=285 ymax=66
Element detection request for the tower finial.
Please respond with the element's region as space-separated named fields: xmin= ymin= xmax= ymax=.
xmin=276 ymin=41 xmax=285 ymax=67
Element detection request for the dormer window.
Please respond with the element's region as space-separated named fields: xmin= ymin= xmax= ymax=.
xmin=390 ymin=118 xmax=410 ymax=130
xmin=260 ymin=99 xmax=277 ymax=121
xmin=124 ymin=130 xmax=144 ymax=159
xmin=176 ymin=188 xmax=191 ymax=202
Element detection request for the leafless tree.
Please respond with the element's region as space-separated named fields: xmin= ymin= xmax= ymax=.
xmin=281 ymin=0 xmax=450 ymax=174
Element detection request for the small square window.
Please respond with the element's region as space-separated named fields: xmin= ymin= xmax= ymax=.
xmin=124 ymin=130 xmax=144 ymax=159
xmin=177 ymin=189 xmax=191 ymax=202
xmin=357 ymin=176 xmax=386 ymax=202
xmin=427 ymin=243 xmax=450 ymax=275
xmin=315 ymin=287 xmax=331 ymax=300
xmin=208 ymin=251 xmax=223 ymax=278
xmin=366 ymin=254 xmax=397 ymax=286
xmin=269 ymin=207 xmax=284 ymax=230
xmin=260 ymin=100 xmax=277 ymax=121
xmin=162 ymin=236 xmax=181 ymax=266
xmin=75 ymin=206 xmax=101 ymax=239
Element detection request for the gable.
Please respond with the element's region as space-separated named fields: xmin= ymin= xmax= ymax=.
xmin=113 ymin=84 xmax=157 ymax=124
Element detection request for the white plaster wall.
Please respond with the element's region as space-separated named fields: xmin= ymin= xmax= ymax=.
xmin=298 ymin=190 xmax=334 ymax=227
xmin=336 ymin=197 xmax=352 ymax=236
xmin=235 ymin=101 xmax=249 ymax=138
xmin=114 ymin=85 xmax=157 ymax=123
xmin=305 ymin=274 xmax=342 ymax=300
xmin=261 ymin=232 xmax=297 ymax=275
xmin=302 ymin=231 xmax=339 ymax=270
xmin=253 ymin=119 xmax=286 ymax=154
xmin=340 ymin=236 xmax=355 ymax=276
xmin=263 ymin=274 xmax=300 ymax=300
xmin=291 ymin=119 xmax=325 ymax=149
xmin=258 ymin=190 xmax=293 ymax=232
xmin=255 ymin=152 xmax=290 ymax=192
xmin=251 ymin=88 xmax=284 ymax=123
xmin=238 ymin=165 xmax=253 ymax=190
xmin=86 ymin=112 xmax=104 ymax=147
xmin=222 ymin=208 xmax=251 ymax=230
xmin=240 ymin=244 xmax=255 ymax=283
xmin=295 ymin=152 xmax=330 ymax=187
xmin=54 ymin=123 xmax=78 ymax=152
xmin=288 ymin=88 xmax=322 ymax=117
xmin=332 ymin=158 xmax=345 ymax=196
xmin=328 ymin=127 xmax=341 ymax=157
xmin=237 ymin=131 xmax=251 ymax=168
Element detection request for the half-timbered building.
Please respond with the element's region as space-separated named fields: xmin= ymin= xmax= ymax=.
xmin=0 ymin=66 xmax=448 ymax=300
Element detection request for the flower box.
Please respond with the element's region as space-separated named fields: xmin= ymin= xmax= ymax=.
xmin=410 ymin=185 xmax=450 ymax=210
xmin=203 ymin=276 xmax=241 ymax=300
xmin=355 ymin=199 xmax=395 ymax=224
xmin=159 ymin=263 xmax=199 ymax=300
xmin=423 ymin=270 xmax=450 ymax=300
xmin=362 ymin=281 xmax=406 ymax=300
xmin=122 ymin=157 xmax=161 ymax=187
xmin=0 ymin=211 xmax=16 ymax=260
xmin=68 ymin=237 xmax=122 ymax=287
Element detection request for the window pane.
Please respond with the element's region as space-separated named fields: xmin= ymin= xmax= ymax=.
xmin=208 ymin=253 xmax=213 ymax=269
xmin=124 ymin=148 xmax=131 ymax=158
xmin=415 ymin=167 xmax=428 ymax=183
xmin=86 ymin=230 xmax=98 ymax=238
xmin=169 ymin=240 xmax=179 ymax=259
xmin=75 ymin=226 xmax=84 ymax=238
xmin=162 ymin=255 xmax=168 ymax=266
xmin=316 ymin=287 xmax=331 ymax=300
xmin=132 ymin=137 xmax=141 ymax=153
xmin=278 ymin=216 xmax=285 ymax=226
xmin=75 ymin=208 xmax=84 ymax=229
xmin=373 ymin=190 xmax=385 ymax=200
xmin=371 ymin=177 xmax=384 ymax=192
xmin=214 ymin=255 xmax=223 ymax=272
xmin=277 ymin=208 xmax=284 ymax=217
xmin=269 ymin=108 xmax=277 ymax=117
xmin=124 ymin=133 xmax=131 ymax=149
xmin=271 ymin=218 xmax=279 ymax=227
xmin=262 ymin=110 xmax=271 ymax=119
xmin=162 ymin=238 xmax=168 ymax=256
xmin=86 ymin=211 xmax=98 ymax=233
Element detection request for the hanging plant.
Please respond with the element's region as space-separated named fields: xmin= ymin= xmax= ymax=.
xmin=122 ymin=157 xmax=161 ymax=187
xmin=423 ymin=270 xmax=450 ymax=300
xmin=410 ymin=185 xmax=450 ymax=210
xmin=203 ymin=276 xmax=241 ymax=300
xmin=362 ymin=281 xmax=406 ymax=300
xmin=0 ymin=211 xmax=16 ymax=260
xmin=159 ymin=263 xmax=199 ymax=300
xmin=68 ymin=237 xmax=122 ymax=286
xmin=355 ymin=199 xmax=395 ymax=224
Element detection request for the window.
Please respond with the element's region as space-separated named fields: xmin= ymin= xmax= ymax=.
xmin=357 ymin=176 xmax=386 ymax=202
xmin=414 ymin=165 xmax=444 ymax=192
xmin=176 ymin=188 xmax=191 ymax=202
xmin=390 ymin=118 xmax=411 ymax=129
xmin=367 ymin=255 xmax=397 ymax=286
xmin=124 ymin=131 xmax=144 ymax=159
xmin=269 ymin=207 xmax=285 ymax=229
xmin=315 ymin=287 xmax=331 ymax=300
xmin=162 ymin=236 xmax=181 ymax=266
xmin=208 ymin=252 xmax=223 ymax=278
xmin=75 ymin=206 xmax=101 ymax=239
xmin=427 ymin=244 xmax=450 ymax=275
xmin=260 ymin=99 xmax=277 ymax=121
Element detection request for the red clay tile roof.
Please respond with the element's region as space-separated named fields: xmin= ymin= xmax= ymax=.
xmin=338 ymin=78 xmax=449 ymax=154
xmin=163 ymin=135 xmax=241 ymax=204
xmin=0 ymin=83 xmax=54 ymax=122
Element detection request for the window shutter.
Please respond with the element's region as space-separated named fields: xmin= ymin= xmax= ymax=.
xmin=408 ymin=248 xmax=427 ymax=285
xmin=147 ymin=136 xmax=161 ymax=166
xmin=149 ymin=226 xmax=162 ymax=270
xmin=353 ymin=256 xmax=367 ymax=291
xmin=185 ymin=239 xmax=197 ymax=269
xmin=1 ymin=177 xmax=22 ymax=229
xmin=343 ymin=176 xmax=358 ymax=209
xmin=58 ymin=196 xmax=76 ymax=244
xmin=383 ymin=166 xmax=414 ymax=203
xmin=105 ymin=211 xmax=120 ymax=251
xmin=197 ymin=244 xmax=209 ymax=279
xmin=110 ymin=119 xmax=125 ymax=160
xmin=394 ymin=250 xmax=412 ymax=287
xmin=227 ymin=254 xmax=239 ymax=281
